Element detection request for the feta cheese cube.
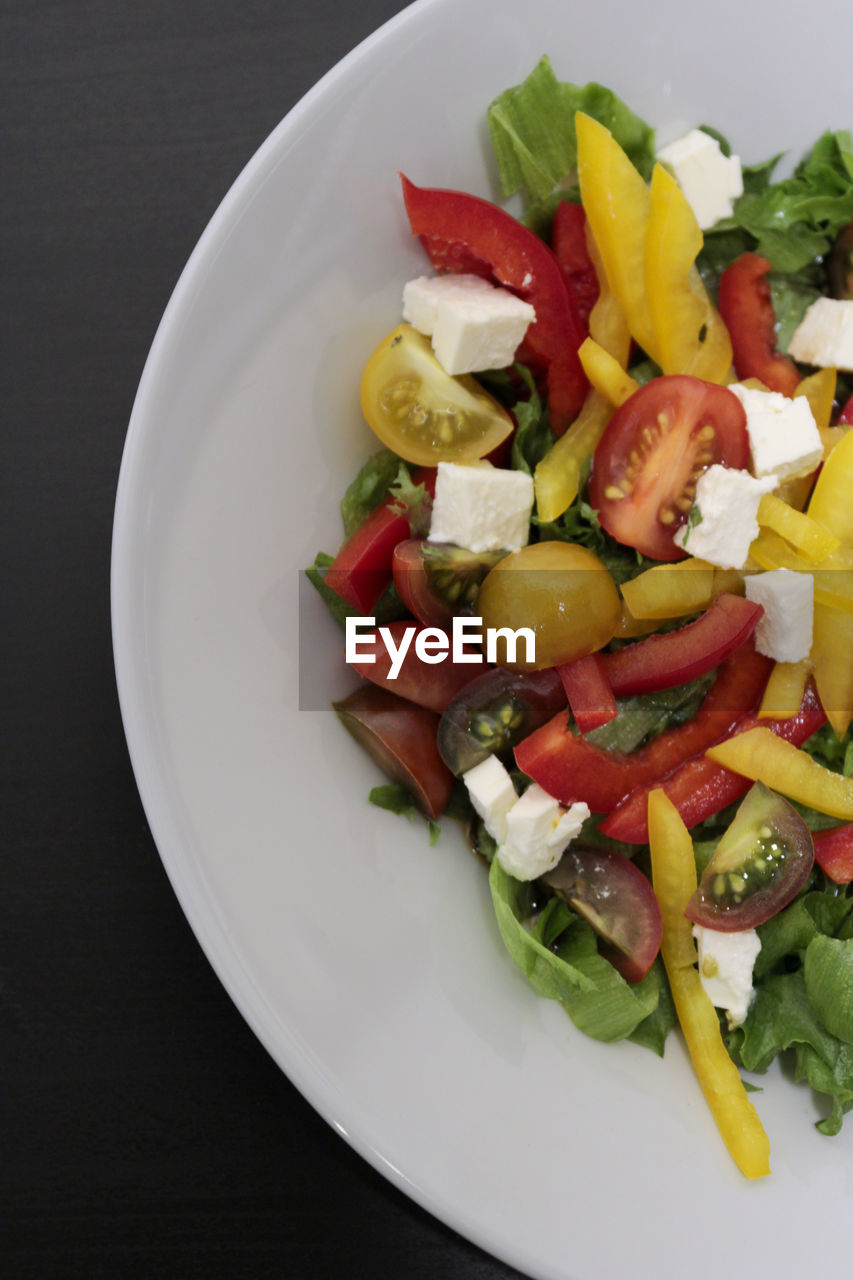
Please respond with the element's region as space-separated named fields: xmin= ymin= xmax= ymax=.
xmin=693 ymin=924 xmax=761 ymax=1027
xmin=428 ymin=460 xmax=534 ymax=554
xmin=745 ymin=569 xmax=814 ymax=663
xmin=656 ymin=129 xmax=743 ymax=230
xmin=673 ymin=464 xmax=775 ymax=569
xmin=497 ymin=784 xmax=590 ymax=881
xmin=402 ymin=274 xmax=535 ymax=375
xmin=463 ymin=755 xmax=518 ymax=846
xmin=728 ymin=383 xmax=822 ymax=482
xmin=788 ymin=297 xmax=853 ymax=370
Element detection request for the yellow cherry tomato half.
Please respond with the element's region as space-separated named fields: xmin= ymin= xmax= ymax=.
xmin=360 ymin=324 xmax=514 ymax=465
xmin=477 ymin=541 xmax=621 ymax=672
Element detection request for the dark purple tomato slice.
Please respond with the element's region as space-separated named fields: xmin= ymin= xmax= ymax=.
xmin=333 ymin=684 xmax=454 ymax=819
xmin=685 ymin=782 xmax=814 ymax=932
xmin=542 ymin=846 xmax=662 ymax=983
xmin=392 ymin=539 xmax=503 ymax=628
xmin=438 ymin=666 xmax=566 ymax=776
xmin=347 ymin=620 xmax=485 ymax=714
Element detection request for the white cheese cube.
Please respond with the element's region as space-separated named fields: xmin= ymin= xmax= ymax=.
xmin=673 ymin=464 xmax=775 ymax=569
xmin=788 ymin=297 xmax=853 ymax=370
xmin=656 ymin=129 xmax=743 ymax=230
xmin=402 ymin=273 xmax=535 ymax=375
xmin=463 ymin=755 xmax=518 ymax=846
xmin=497 ymin=784 xmax=590 ymax=881
xmin=428 ymin=460 xmax=534 ymax=554
xmin=728 ymin=382 xmax=823 ymax=481
xmin=693 ymin=924 xmax=761 ymax=1028
xmin=744 ymin=569 xmax=814 ymax=663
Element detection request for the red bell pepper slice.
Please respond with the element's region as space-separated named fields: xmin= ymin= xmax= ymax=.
xmin=558 ymin=653 xmax=617 ymax=733
xmin=514 ymin=645 xmax=771 ymax=813
xmin=600 ymin=593 xmax=763 ymax=698
xmin=717 ymin=252 xmax=801 ymax=396
xmin=550 ymin=201 xmax=599 ymax=327
xmin=400 ymin=175 xmax=588 ymax=433
xmin=813 ymin=823 xmax=853 ymax=884
xmin=601 ymin=681 xmax=827 ymax=843
xmin=324 ymin=468 xmax=436 ymax=612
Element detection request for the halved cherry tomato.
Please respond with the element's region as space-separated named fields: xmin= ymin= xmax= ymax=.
xmin=685 ymin=782 xmax=814 ymax=931
xmin=392 ymin=539 xmax=502 ymax=628
xmin=347 ymin=621 xmax=485 ymax=714
xmin=600 ymin=593 xmax=763 ymax=697
xmin=400 ymin=175 xmax=588 ymax=432
xmin=324 ymin=468 xmax=436 ymax=612
xmin=438 ymin=666 xmax=565 ymax=776
xmin=361 ymin=325 xmax=514 ymax=466
xmin=542 ymin=846 xmax=662 ymax=983
xmin=333 ymin=684 xmax=454 ymax=819
xmin=601 ymin=679 xmax=826 ymax=843
xmin=813 ymin=823 xmax=853 ymax=884
xmin=514 ymin=645 xmax=771 ymax=813
xmin=717 ymin=253 xmax=801 ymax=396
xmin=557 ymin=653 xmax=617 ymax=733
xmin=588 ymin=375 xmax=749 ymax=561
xmin=550 ymin=201 xmax=599 ymax=326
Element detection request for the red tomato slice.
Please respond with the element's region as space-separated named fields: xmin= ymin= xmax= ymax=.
xmin=333 ymin=684 xmax=454 ymax=819
xmin=514 ymin=645 xmax=771 ymax=813
xmin=400 ymin=175 xmax=588 ymax=433
xmin=600 ymin=680 xmax=827 ymax=843
xmin=838 ymin=393 xmax=853 ymax=427
xmin=813 ymin=823 xmax=853 ymax=884
xmin=600 ymin=593 xmax=762 ymax=697
xmin=588 ymin=375 xmax=749 ymax=561
xmin=348 ymin=620 xmax=485 ymax=714
xmin=558 ymin=653 xmax=617 ymax=733
xmin=324 ymin=469 xmax=436 ymax=612
xmin=717 ymin=253 xmax=801 ymax=396
xmin=550 ymin=201 xmax=599 ymax=327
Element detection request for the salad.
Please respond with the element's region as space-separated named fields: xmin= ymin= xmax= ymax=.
xmin=307 ymin=57 xmax=853 ymax=1178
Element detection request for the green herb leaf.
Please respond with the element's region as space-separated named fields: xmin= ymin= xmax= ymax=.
xmin=340 ymin=448 xmax=408 ymax=539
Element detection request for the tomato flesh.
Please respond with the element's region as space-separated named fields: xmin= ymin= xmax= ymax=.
xmin=438 ymin=666 xmax=566 ymax=776
xmin=392 ymin=538 xmax=502 ymax=629
xmin=813 ymin=823 xmax=853 ymax=884
xmin=589 ymin=375 xmax=749 ymax=561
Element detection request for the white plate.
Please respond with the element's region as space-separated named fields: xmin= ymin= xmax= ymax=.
xmin=112 ymin=1 xmax=853 ymax=1276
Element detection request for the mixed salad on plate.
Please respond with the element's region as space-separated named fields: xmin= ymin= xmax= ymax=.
xmin=307 ymin=57 xmax=853 ymax=1178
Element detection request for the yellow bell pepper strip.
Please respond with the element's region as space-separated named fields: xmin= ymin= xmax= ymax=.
xmin=795 ymin=367 xmax=836 ymax=432
xmin=578 ymin=337 xmax=639 ymax=407
xmin=576 ymin=112 xmax=656 ymax=357
xmin=819 ymin=424 xmax=847 ymax=459
xmin=749 ymin=529 xmax=853 ymax=614
xmin=586 ymin=226 xmax=632 ymax=367
xmin=644 ymin=164 xmax=733 ymax=384
xmin=533 ymin=389 xmax=612 ymax=523
xmin=756 ymin=492 xmax=840 ymax=561
xmin=758 ymin=660 xmax=811 ymax=720
xmin=647 ymin=789 xmax=771 ymax=1179
xmin=706 ymin=727 xmax=853 ymax=819
xmin=807 ymin=425 xmax=853 ymax=545
xmin=620 ymin=558 xmax=717 ymax=619
xmin=811 ymin=600 xmax=853 ymax=737
xmin=612 ymin=603 xmax=670 ymax=639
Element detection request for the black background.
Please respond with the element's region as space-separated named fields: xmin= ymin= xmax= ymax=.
xmin=3 ymin=3 xmax=526 ymax=1276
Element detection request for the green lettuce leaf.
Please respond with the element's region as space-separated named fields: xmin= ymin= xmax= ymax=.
xmin=804 ymin=936 xmax=853 ymax=1043
xmin=489 ymin=859 xmax=662 ymax=1042
xmin=340 ymin=447 xmax=406 ymax=538
xmin=304 ymin=552 xmax=407 ymax=630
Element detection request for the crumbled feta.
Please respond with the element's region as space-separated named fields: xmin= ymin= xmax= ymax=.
xmin=428 ymin=460 xmax=534 ymax=554
xmin=462 ymin=755 xmax=518 ymax=846
xmin=656 ymin=129 xmax=743 ymax=230
xmin=497 ymin=784 xmax=590 ymax=881
xmin=788 ymin=297 xmax=853 ymax=370
xmin=693 ymin=924 xmax=761 ymax=1028
xmin=402 ymin=274 xmax=535 ymax=376
xmin=673 ymin=464 xmax=775 ymax=568
xmin=744 ymin=568 xmax=814 ymax=663
xmin=727 ymin=383 xmax=823 ymax=482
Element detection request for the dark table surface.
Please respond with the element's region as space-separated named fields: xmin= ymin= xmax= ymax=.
xmin=3 ymin=3 xmax=526 ymax=1276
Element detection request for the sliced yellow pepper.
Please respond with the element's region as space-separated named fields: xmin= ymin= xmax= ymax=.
xmin=620 ymin=558 xmax=716 ymax=619
xmin=533 ymin=389 xmax=612 ymax=523
xmin=586 ymin=228 xmax=632 ymax=367
xmin=756 ymin=493 xmax=840 ymax=561
xmin=647 ymin=789 xmax=771 ymax=1180
xmin=706 ymin=729 xmax=853 ymax=818
xmin=808 ymin=427 xmax=853 ymax=545
xmin=811 ymin=601 xmax=853 ymax=738
xmin=644 ymin=164 xmax=732 ymax=384
xmin=758 ymin=660 xmax=811 ymax=720
xmin=749 ymin=529 xmax=853 ymax=614
xmin=578 ymin=337 xmax=639 ymax=407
